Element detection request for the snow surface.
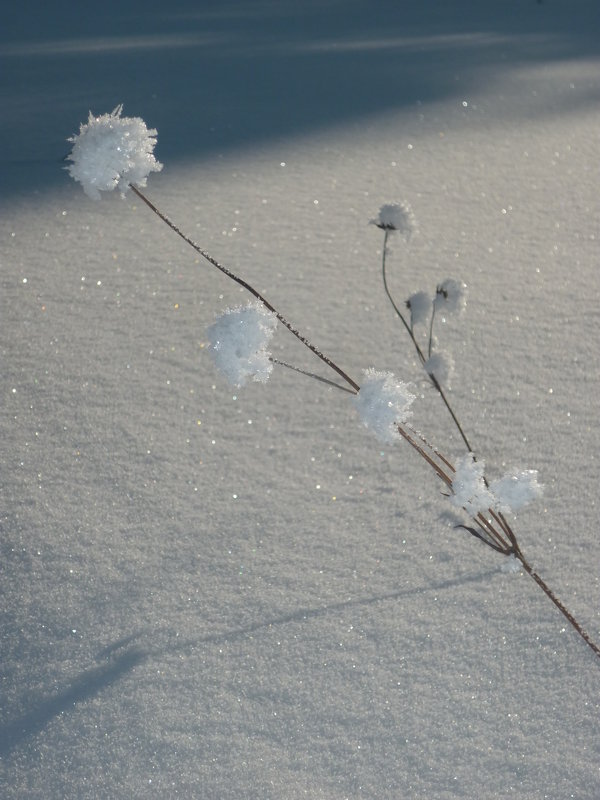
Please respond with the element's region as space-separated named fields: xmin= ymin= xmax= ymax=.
xmin=2 ymin=1 xmax=600 ymax=798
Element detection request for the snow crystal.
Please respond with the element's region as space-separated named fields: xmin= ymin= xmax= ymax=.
xmin=66 ymin=105 xmax=163 ymax=199
xmin=353 ymin=369 xmax=415 ymax=443
xmin=451 ymin=453 xmax=495 ymax=516
xmin=490 ymin=469 xmax=544 ymax=513
xmin=206 ymin=301 xmax=277 ymax=387
xmin=370 ymin=202 xmax=416 ymax=238
xmin=424 ymin=351 xmax=454 ymax=387
xmin=434 ymin=278 xmax=467 ymax=315
xmin=406 ymin=290 xmax=431 ymax=327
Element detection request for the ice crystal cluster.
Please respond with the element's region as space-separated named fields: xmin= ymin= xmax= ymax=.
xmin=434 ymin=278 xmax=467 ymax=316
xmin=371 ymin=203 xmax=416 ymax=238
xmin=207 ymin=302 xmax=277 ymax=387
xmin=353 ymin=369 xmax=415 ymax=443
xmin=451 ymin=454 xmax=543 ymax=516
xmin=66 ymin=105 xmax=162 ymax=199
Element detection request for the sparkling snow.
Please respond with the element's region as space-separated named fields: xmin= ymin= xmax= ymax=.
xmin=1 ymin=1 xmax=600 ymax=798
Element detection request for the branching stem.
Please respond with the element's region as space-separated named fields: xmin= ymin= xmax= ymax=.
xmin=129 ymin=184 xmax=360 ymax=394
xmin=130 ymin=183 xmax=600 ymax=662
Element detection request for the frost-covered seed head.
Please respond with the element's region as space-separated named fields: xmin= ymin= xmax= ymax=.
xmin=206 ymin=301 xmax=277 ymax=388
xmin=450 ymin=453 xmax=495 ymax=516
xmin=66 ymin=105 xmax=163 ymax=199
xmin=370 ymin=203 xmax=416 ymax=238
xmin=353 ymin=369 xmax=415 ymax=444
xmin=433 ymin=278 xmax=467 ymax=315
xmin=490 ymin=470 xmax=544 ymax=513
xmin=406 ymin=290 xmax=432 ymax=327
xmin=424 ymin=351 xmax=454 ymax=387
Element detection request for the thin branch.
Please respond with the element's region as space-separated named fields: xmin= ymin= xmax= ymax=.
xmin=516 ymin=553 xmax=600 ymax=660
xmin=270 ymin=358 xmax=357 ymax=394
xmin=381 ymin=232 xmax=426 ymax=364
xmin=131 ymin=184 xmax=600 ymax=662
xmin=130 ymin=184 xmax=360 ymax=394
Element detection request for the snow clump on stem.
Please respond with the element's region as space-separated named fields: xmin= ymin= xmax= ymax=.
xmin=424 ymin=351 xmax=454 ymax=387
xmin=354 ymin=369 xmax=415 ymax=443
xmin=370 ymin=203 xmax=416 ymax=239
xmin=490 ymin=469 xmax=544 ymax=513
xmin=451 ymin=453 xmax=495 ymax=516
xmin=66 ymin=105 xmax=162 ymax=199
xmin=207 ymin=301 xmax=277 ymax=387
xmin=406 ymin=290 xmax=431 ymax=327
xmin=434 ymin=278 xmax=467 ymax=316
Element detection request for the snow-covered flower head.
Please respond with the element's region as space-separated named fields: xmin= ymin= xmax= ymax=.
xmin=66 ymin=105 xmax=163 ymax=199
xmin=451 ymin=453 xmax=495 ymax=516
xmin=406 ymin=290 xmax=431 ymax=327
xmin=490 ymin=469 xmax=543 ymax=514
xmin=370 ymin=203 xmax=416 ymax=238
xmin=206 ymin=301 xmax=277 ymax=387
xmin=451 ymin=455 xmax=543 ymax=518
xmin=353 ymin=368 xmax=415 ymax=444
xmin=424 ymin=351 xmax=454 ymax=387
xmin=433 ymin=278 xmax=467 ymax=315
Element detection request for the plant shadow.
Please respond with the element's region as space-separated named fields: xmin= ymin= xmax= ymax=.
xmin=0 ymin=645 xmax=146 ymax=757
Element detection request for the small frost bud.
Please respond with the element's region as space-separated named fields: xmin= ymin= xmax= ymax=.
xmin=354 ymin=369 xmax=415 ymax=444
xmin=406 ymin=290 xmax=431 ymax=327
xmin=434 ymin=278 xmax=467 ymax=316
xmin=206 ymin=301 xmax=277 ymax=387
xmin=66 ymin=105 xmax=162 ymax=199
xmin=424 ymin=351 xmax=454 ymax=387
xmin=370 ymin=203 xmax=416 ymax=239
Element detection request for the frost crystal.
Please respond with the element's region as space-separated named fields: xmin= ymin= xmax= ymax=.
xmin=490 ymin=469 xmax=544 ymax=513
xmin=206 ymin=301 xmax=277 ymax=387
xmin=406 ymin=290 xmax=431 ymax=327
xmin=434 ymin=278 xmax=467 ymax=315
xmin=370 ymin=203 xmax=416 ymax=238
xmin=424 ymin=351 xmax=454 ymax=387
xmin=66 ymin=105 xmax=163 ymax=199
xmin=354 ymin=369 xmax=415 ymax=443
xmin=451 ymin=453 xmax=495 ymax=515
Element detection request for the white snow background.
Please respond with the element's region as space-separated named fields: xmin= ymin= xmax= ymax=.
xmin=2 ymin=1 xmax=600 ymax=797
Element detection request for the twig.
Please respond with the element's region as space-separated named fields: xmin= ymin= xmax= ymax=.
xmin=129 ymin=184 xmax=360 ymax=394
xmin=130 ymin=183 xmax=600 ymax=662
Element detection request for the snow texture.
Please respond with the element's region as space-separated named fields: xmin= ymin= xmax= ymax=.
xmin=66 ymin=105 xmax=162 ymax=199
xmin=353 ymin=369 xmax=415 ymax=443
xmin=206 ymin=301 xmax=277 ymax=387
xmin=2 ymin=1 xmax=600 ymax=798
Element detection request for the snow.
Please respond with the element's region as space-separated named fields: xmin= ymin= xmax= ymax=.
xmin=424 ymin=351 xmax=454 ymax=388
xmin=433 ymin=278 xmax=467 ymax=316
xmin=451 ymin=453 xmax=495 ymax=516
xmin=406 ymin=289 xmax=431 ymax=328
xmin=353 ymin=369 xmax=415 ymax=443
xmin=206 ymin=301 xmax=277 ymax=387
xmin=2 ymin=1 xmax=600 ymax=798
xmin=66 ymin=105 xmax=162 ymax=199
xmin=370 ymin=202 xmax=416 ymax=238
xmin=490 ymin=469 xmax=544 ymax=514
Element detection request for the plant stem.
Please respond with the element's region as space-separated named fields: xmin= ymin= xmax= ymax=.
xmin=270 ymin=357 xmax=357 ymax=394
xmin=428 ymin=302 xmax=436 ymax=359
xmin=380 ymin=231 xmax=475 ymax=452
xmin=129 ymin=184 xmax=360 ymax=394
xmin=381 ymin=231 xmax=426 ymax=364
xmin=131 ymin=184 xmax=600 ymax=661
xmin=514 ymin=550 xmax=600 ymax=659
